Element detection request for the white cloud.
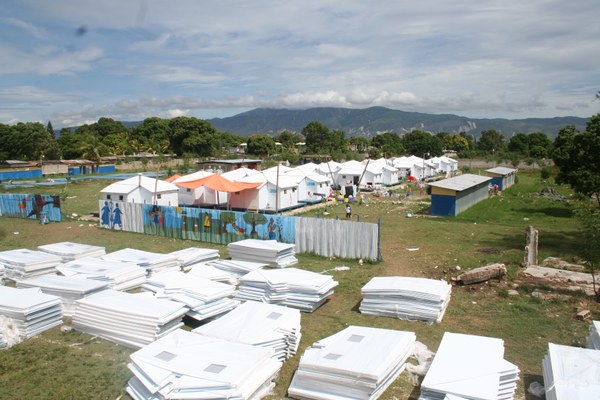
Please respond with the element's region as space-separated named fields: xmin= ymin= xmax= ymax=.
xmin=0 ymin=17 xmax=47 ymax=39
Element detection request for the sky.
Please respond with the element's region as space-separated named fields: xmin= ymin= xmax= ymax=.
xmin=1 ymin=0 xmax=599 ymax=129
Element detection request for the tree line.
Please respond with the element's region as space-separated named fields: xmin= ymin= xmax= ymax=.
xmin=0 ymin=115 xmax=596 ymax=170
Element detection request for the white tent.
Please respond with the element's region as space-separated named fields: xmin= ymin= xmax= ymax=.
xmin=100 ymin=174 xmax=179 ymax=207
xmin=171 ymin=170 xmax=215 ymax=206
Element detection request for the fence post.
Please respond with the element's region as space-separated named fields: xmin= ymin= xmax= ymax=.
xmin=377 ymin=218 xmax=382 ymax=261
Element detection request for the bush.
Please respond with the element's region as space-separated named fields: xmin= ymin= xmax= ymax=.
xmin=540 ymin=167 xmax=552 ymax=180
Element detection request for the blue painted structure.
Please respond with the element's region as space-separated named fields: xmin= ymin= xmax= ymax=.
xmin=0 ymin=169 xmax=43 ymax=180
xmin=428 ymin=174 xmax=492 ymax=216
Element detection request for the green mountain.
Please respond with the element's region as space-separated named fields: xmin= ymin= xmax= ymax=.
xmin=208 ymin=106 xmax=589 ymax=138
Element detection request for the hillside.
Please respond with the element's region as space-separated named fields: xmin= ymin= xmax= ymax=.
xmin=208 ymin=106 xmax=589 ymax=138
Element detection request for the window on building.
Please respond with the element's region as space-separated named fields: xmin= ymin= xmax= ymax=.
xmin=106 ymin=194 xmax=111 ymax=199
xmin=119 ymin=195 xmax=124 ymax=201
xmin=157 ymin=194 xmax=162 ymax=199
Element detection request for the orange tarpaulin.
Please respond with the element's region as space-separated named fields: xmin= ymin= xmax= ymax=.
xmin=175 ymin=173 xmax=261 ymax=192
xmin=164 ymin=174 xmax=181 ymax=183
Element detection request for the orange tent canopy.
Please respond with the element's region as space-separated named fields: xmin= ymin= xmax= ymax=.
xmin=164 ymin=174 xmax=181 ymax=183
xmin=176 ymin=173 xmax=261 ymax=192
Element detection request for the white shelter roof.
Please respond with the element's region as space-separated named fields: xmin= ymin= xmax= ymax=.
xmin=428 ymin=174 xmax=492 ymax=191
xmin=100 ymin=174 xmax=178 ymax=194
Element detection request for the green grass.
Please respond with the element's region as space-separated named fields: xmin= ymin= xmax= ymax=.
xmin=1 ymin=170 xmax=598 ymax=400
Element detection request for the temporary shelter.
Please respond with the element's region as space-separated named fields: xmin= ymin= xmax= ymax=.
xmin=428 ymin=174 xmax=492 ymax=216
xmin=171 ymin=170 xmax=215 ymax=206
xmin=126 ymin=329 xmax=282 ymax=400
xmin=284 ymin=168 xmax=332 ymax=202
xmin=429 ymin=156 xmax=459 ymax=175
xmin=486 ymin=167 xmax=517 ymax=190
xmin=542 ymin=342 xmax=600 ymax=400
xmin=100 ymin=174 xmax=179 ymax=207
xmin=288 ymin=325 xmax=416 ymax=400
xmin=229 ymin=171 xmax=300 ymax=212
xmin=391 ymin=157 xmax=414 ymax=179
xmin=419 ymin=332 xmax=519 ymax=400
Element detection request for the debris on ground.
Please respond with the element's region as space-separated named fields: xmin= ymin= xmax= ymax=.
xmin=455 ymin=263 xmax=507 ymax=285
xmin=542 ymin=257 xmax=586 ymax=272
xmin=538 ymin=187 xmax=569 ymax=202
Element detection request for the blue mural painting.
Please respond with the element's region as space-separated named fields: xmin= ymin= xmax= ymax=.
xmin=0 ymin=194 xmax=62 ymax=222
xmin=141 ymin=204 xmax=295 ymax=245
xmin=100 ymin=200 xmax=124 ymax=230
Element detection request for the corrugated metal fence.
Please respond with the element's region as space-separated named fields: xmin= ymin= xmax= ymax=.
xmin=99 ymin=201 xmax=380 ymax=261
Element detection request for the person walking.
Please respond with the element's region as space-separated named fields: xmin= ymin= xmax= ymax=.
xmin=345 ymin=204 xmax=352 ymax=220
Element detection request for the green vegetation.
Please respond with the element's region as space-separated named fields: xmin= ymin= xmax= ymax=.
xmin=0 ymin=170 xmax=598 ymax=399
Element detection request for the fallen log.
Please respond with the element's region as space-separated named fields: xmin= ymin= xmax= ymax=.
xmin=456 ymin=263 xmax=507 ymax=285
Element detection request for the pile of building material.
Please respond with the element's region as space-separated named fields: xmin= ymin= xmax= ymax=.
xmin=143 ymin=270 xmax=238 ymax=322
xmin=168 ymin=247 xmax=220 ymax=271
xmin=56 ymin=257 xmax=147 ymax=291
xmin=0 ymin=249 xmax=63 ymax=280
xmin=228 ymin=239 xmax=298 ymax=267
xmin=187 ymin=263 xmax=239 ymax=284
xmin=456 ymin=263 xmax=507 ymax=285
xmin=126 ymin=329 xmax=282 ymax=400
xmin=288 ymin=325 xmax=416 ymax=400
xmin=0 ymin=286 xmax=62 ymax=346
xmin=16 ymin=275 xmax=109 ymax=317
xmin=72 ymin=289 xmax=187 ymax=348
xmin=101 ymin=248 xmax=180 ymax=276
xmin=193 ymin=300 xmax=301 ymax=361
xmin=542 ymin=342 xmax=600 ymax=400
xmin=359 ymin=276 xmax=452 ymax=323
xmin=419 ymin=332 xmax=520 ymax=400
xmin=236 ymin=268 xmax=338 ymax=312
xmin=209 ymin=259 xmax=268 ymax=280
xmin=587 ymin=321 xmax=600 ymax=350
xmin=37 ymin=241 xmax=106 ymax=262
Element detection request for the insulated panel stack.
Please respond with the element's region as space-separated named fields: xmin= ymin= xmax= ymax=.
xmin=419 ymin=332 xmax=520 ymax=400
xmin=236 ymin=268 xmax=338 ymax=312
xmin=143 ymin=270 xmax=238 ymax=322
xmin=0 ymin=286 xmax=62 ymax=345
xmin=187 ymin=263 xmax=238 ymax=285
xmin=72 ymin=289 xmax=187 ymax=348
xmin=0 ymin=249 xmax=62 ymax=280
xmin=101 ymin=248 xmax=180 ymax=277
xmin=37 ymin=241 xmax=106 ymax=262
xmin=168 ymin=247 xmax=220 ymax=271
xmin=125 ymin=329 xmax=283 ymax=400
xmin=359 ymin=277 xmax=452 ymax=323
xmin=193 ymin=300 xmax=301 ymax=361
xmin=542 ymin=342 xmax=600 ymax=400
xmin=288 ymin=325 xmax=416 ymax=400
xmin=56 ymin=257 xmax=147 ymax=291
xmin=228 ymin=239 xmax=298 ymax=267
xmin=209 ymin=259 xmax=268 ymax=281
xmin=586 ymin=320 xmax=600 ymax=350
xmin=16 ymin=275 xmax=109 ymax=317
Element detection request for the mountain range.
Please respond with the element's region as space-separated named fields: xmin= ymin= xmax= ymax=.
xmin=207 ymin=106 xmax=589 ymax=138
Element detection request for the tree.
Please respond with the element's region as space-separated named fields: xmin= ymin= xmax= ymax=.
xmin=527 ymin=132 xmax=552 ymax=159
xmin=401 ymin=130 xmax=443 ymax=157
xmin=477 ymin=130 xmax=505 ymax=153
xmin=371 ymin=132 xmax=403 ymax=157
xmin=348 ymin=136 xmax=371 ymax=154
xmin=274 ymin=130 xmax=304 ymax=152
xmin=6 ymin=122 xmax=59 ymax=160
xmin=246 ymin=134 xmax=276 ymax=157
xmin=46 ymin=121 xmax=55 ymax=139
xmin=301 ymin=121 xmax=344 ymax=155
xmin=552 ymin=115 xmax=600 ymax=205
xmin=575 ymin=202 xmax=600 ymax=300
xmin=168 ymin=117 xmax=219 ymax=157
xmin=444 ymin=135 xmax=470 ymax=153
xmin=243 ymin=212 xmax=268 ymax=236
xmin=508 ymin=133 xmax=530 ymax=155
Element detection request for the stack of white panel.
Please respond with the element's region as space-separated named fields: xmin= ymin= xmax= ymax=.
xmin=0 ymin=286 xmax=62 ymax=343
xmin=419 ymin=332 xmax=520 ymax=400
xmin=542 ymin=342 xmax=600 ymax=400
xmin=72 ymin=289 xmax=187 ymax=348
xmin=125 ymin=329 xmax=283 ymax=400
xmin=193 ymin=300 xmax=301 ymax=361
xmin=37 ymin=241 xmax=106 ymax=261
xmin=228 ymin=239 xmax=298 ymax=267
xmin=143 ymin=270 xmax=238 ymax=322
xmin=0 ymin=263 xmax=4 ymax=283
xmin=0 ymin=249 xmax=63 ymax=280
xmin=187 ymin=263 xmax=239 ymax=285
xmin=209 ymin=259 xmax=268 ymax=280
xmin=288 ymin=325 xmax=416 ymax=400
xmin=359 ymin=277 xmax=452 ymax=323
xmin=236 ymin=268 xmax=338 ymax=312
xmin=168 ymin=247 xmax=220 ymax=271
xmin=101 ymin=248 xmax=180 ymax=276
xmin=16 ymin=275 xmax=109 ymax=317
xmin=586 ymin=321 xmax=600 ymax=350
xmin=56 ymin=257 xmax=147 ymax=291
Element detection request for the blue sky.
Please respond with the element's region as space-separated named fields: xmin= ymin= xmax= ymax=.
xmin=1 ymin=0 xmax=599 ymax=128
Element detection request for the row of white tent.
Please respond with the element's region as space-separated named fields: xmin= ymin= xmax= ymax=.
xmin=99 ymin=155 xmax=458 ymax=211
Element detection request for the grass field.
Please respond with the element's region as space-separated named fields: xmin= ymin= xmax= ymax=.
xmin=0 ymin=170 xmax=598 ymax=400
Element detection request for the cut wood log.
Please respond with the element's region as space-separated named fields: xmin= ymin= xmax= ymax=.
xmin=456 ymin=263 xmax=506 ymax=285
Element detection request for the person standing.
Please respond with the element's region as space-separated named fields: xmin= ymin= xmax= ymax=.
xmin=345 ymin=204 xmax=352 ymax=220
